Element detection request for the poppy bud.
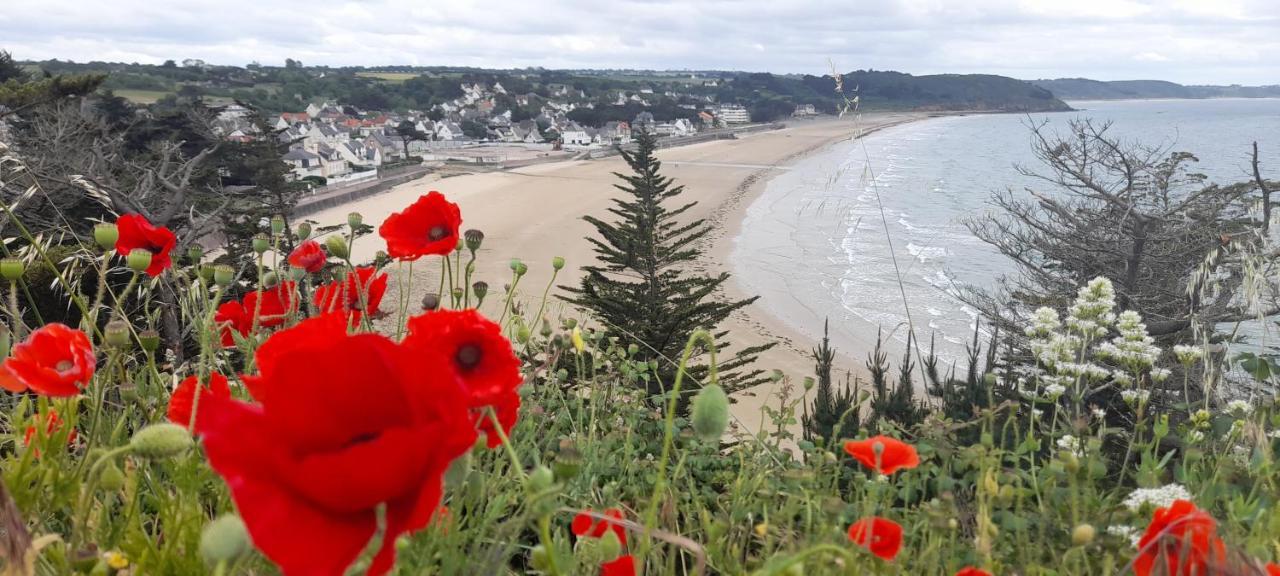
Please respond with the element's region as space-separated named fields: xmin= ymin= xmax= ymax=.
xmin=627 ymin=343 xmax=639 ymax=357
xmin=261 ymin=270 xmax=279 ymax=289
xmin=213 ymin=265 xmax=234 ymax=287
xmin=472 ymin=281 xmax=488 ymax=302
xmin=347 ymin=212 xmax=363 ymax=229
xmin=690 ymin=384 xmax=730 ymax=441
xmin=526 ymin=465 xmax=554 ymax=494
xmin=186 ymin=245 xmax=204 ymax=263
xmin=105 ymin=320 xmax=131 ymax=350
xmin=296 ymin=222 xmax=312 ymax=240
xmin=129 ymin=423 xmax=193 ymax=459
xmin=529 ymin=546 xmax=551 ymax=571
xmin=0 ymin=258 xmax=23 ymax=281
xmin=598 ymin=530 xmax=623 ymax=561
xmin=98 ymin=461 xmax=125 ymax=492
xmin=552 ymin=256 xmax=565 ymax=271
xmin=563 ymin=318 xmax=577 ymax=330
xmin=802 ymin=376 xmax=814 ymax=391
xmin=324 ymin=236 xmax=349 ymax=260
xmin=94 ymin=222 xmax=120 ymax=251
xmin=516 ymin=325 xmax=531 ymax=344
xmin=200 ymin=514 xmax=251 ymax=565
xmin=452 ymin=287 xmax=464 ymax=301
xmin=464 ymin=229 xmax=484 ymax=252
xmin=455 ymin=238 xmax=465 ymax=253
xmin=540 ymin=318 xmax=553 ymax=338
xmin=509 ymin=259 xmax=527 ymax=276
xmin=1071 ymin=523 xmax=1095 ymax=546
xmin=421 ymin=293 xmax=440 ymax=311
xmin=251 ymin=234 xmax=270 ymax=255
xmin=126 ymin=249 xmax=153 ymax=273
xmin=138 ymin=329 xmax=161 ymax=352
xmin=270 ymin=215 xmax=286 ymax=235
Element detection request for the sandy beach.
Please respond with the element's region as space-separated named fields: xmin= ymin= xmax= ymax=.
xmin=304 ymin=112 xmax=926 ymax=432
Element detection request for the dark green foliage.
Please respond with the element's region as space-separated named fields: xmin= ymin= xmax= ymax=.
xmin=802 ymin=320 xmax=856 ymax=446
xmin=564 ymin=131 xmax=769 ymax=396
xmin=865 ymin=330 xmax=927 ymax=429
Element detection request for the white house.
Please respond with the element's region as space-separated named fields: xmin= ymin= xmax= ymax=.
xmin=435 ymin=121 xmax=463 ymax=141
xmin=561 ymin=122 xmax=592 ymax=146
xmin=282 ymin=148 xmax=324 ymax=180
xmin=716 ymin=104 xmax=750 ymax=124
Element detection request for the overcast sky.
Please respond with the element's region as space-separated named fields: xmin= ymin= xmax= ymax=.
xmin=2 ymin=0 xmax=1278 ymax=85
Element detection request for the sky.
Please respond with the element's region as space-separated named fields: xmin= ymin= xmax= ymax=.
xmin=2 ymin=0 xmax=1278 ymax=85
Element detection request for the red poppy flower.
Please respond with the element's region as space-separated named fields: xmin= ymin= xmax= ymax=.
xmin=196 ymin=315 xmax=476 ymax=576
xmin=402 ymin=309 xmax=523 ymax=447
xmin=378 ymin=191 xmax=462 ymax=261
xmin=844 ymin=435 xmax=920 ymax=475
xmin=955 ymin=567 xmax=993 ymax=576
xmin=848 ymin=516 xmax=903 ymax=560
xmin=1134 ymin=500 xmax=1226 ymax=576
xmin=315 ymin=267 xmax=387 ymax=324
xmin=244 ymin=281 xmax=297 ymax=328
xmin=4 ymin=323 xmax=95 ymax=396
xmin=1265 ymin=563 xmax=1279 ymax=576
xmin=0 ymin=363 xmax=25 ymax=393
xmin=167 ymin=372 xmax=232 ymax=429
xmin=601 ymin=554 xmax=636 ymax=576
xmin=572 ymin=508 xmax=628 ymax=547
xmin=287 ymin=240 xmax=326 ymax=273
xmin=215 ymin=301 xmax=251 ymax=347
xmin=115 ymin=213 xmax=176 ymax=276
xmin=23 ymin=409 xmax=76 ymax=454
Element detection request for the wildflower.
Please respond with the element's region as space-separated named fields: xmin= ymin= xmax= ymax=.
xmin=1266 ymin=563 xmax=1280 ymax=576
xmin=287 ymin=239 xmax=327 ymax=273
xmin=1123 ymin=484 xmax=1192 ymax=512
xmin=1091 ymin=407 xmax=1107 ymax=420
xmin=1225 ymin=399 xmax=1253 ymax=416
xmin=167 ymin=372 xmax=232 ymax=430
xmin=1056 ymin=434 xmax=1086 ymax=457
xmin=315 ymin=267 xmax=388 ymax=324
xmin=847 ymin=516 xmax=903 ymax=560
xmin=955 ymin=568 xmax=992 ymax=576
xmin=1133 ymin=500 xmax=1225 ymax=576
xmin=1229 ymin=445 xmax=1251 ymax=468
xmin=844 ymin=436 xmax=919 ymax=475
xmin=572 ymin=508 xmax=628 ymax=547
xmin=197 ymin=315 xmax=476 ymax=575
xmin=23 ymin=409 xmax=76 ymax=454
xmin=1172 ymin=344 xmax=1204 ymax=364
xmin=1120 ymin=389 xmax=1150 ymax=406
xmin=600 ymin=554 xmax=637 ymax=576
xmin=1043 ymin=383 xmax=1067 ymax=398
xmin=1186 ymin=430 xmax=1205 ymax=444
xmin=402 ymin=309 xmax=523 ymax=448
xmin=115 ymin=213 xmax=177 ymax=276
xmin=378 ymin=191 xmax=462 ymax=261
xmin=2 ymin=323 xmax=96 ymax=396
xmin=1150 ymin=368 xmax=1171 ymax=383
xmin=1031 ymin=408 xmax=1044 ymax=420
xmin=215 ymin=301 xmax=251 ymax=347
xmin=244 ymin=281 xmax=298 ymax=328
xmin=102 ymin=551 xmax=129 ymax=570
xmin=1106 ymin=525 xmax=1141 ymax=548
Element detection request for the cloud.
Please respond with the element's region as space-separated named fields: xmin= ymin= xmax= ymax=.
xmin=1 ymin=0 xmax=1277 ymax=84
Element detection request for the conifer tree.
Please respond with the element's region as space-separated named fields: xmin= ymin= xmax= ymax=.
xmin=802 ymin=320 xmax=856 ymax=446
xmin=564 ymin=130 xmax=769 ymax=396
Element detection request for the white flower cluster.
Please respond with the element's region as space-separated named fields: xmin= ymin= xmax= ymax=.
xmin=1225 ymin=399 xmax=1253 ymax=416
xmin=1065 ymin=278 xmax=1118 ymax=338
xmin=1043 ymin=383 xmax=1067 ymax=398
xmin=1172 ymin=344 xmax=1205 ymax=364
xmin=1120 ymin=389 xmax=1150 ymax=405
xmin=1025 ymin=307 xmax=1062 ymax=338
xmin=1056 ymin=434 xmax=1086 ymax=456
xmin=1186 ymin=430 xmax=1205 ymax=443
xmin=1122 ymin=484 xmax=1192 ymax=511
xmin=1095 ymin=310 xmax=1161 ymax=370
xmin=1091 ymin=407 xmax=1107 ymax=420
xmin=1105 ymin=525 xmax=1141 ymax=548
xmin=1230 ymin=445 xmax=1252 ymax=468
xmin=1058 ymin=361 xmax=1111 ymax=382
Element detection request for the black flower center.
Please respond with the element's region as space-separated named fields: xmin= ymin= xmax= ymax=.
xmin=345 ymin=431 xmax=380 ymax=447
xmin=428 ymin=225 xmax=448 ymax=241
xmin=455 ymin=344 xmax=482 ymax=371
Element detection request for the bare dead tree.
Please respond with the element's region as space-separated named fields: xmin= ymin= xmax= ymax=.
xmin=964 ymin=118 xmax=1278 ymax=345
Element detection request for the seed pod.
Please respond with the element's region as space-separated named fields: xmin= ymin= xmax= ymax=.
xmin=93 ymin=223 xmax=119 ymax=251
xmin=471 ymin=281 xmax=488 ymax=302
xmin=551 ymin=256 xmax=565 ymax=271
xmin=186 ymin=245 xmax=204 ymax=263
xmin=421 ymin=293 xmax=440 ymax=311
xmin=347 ymin=212 xmax=363 ymax=229
xmin=0 ymin=258 xmax=24 ymax=281
xmin=126 ymin=249 xmax=153 ymax=273
xmin=213 ymin=265 xmax=235 ymax=287
xmin=129 ymin=423 xmax=193 ymax=459
xmin=270 ymin=215 xmax=286 ymax=235
xmin=98 ymin=461 xmax=125 ymax=492
xmin=138 ymin=329 xmax=161 ymax=352
xmin=105 ymin=320 xmax=131 ymax=350
xmin=261 ymin=270 xmax=279 ymax=289
xmin=464 ymin=229 xmax=484 ymax=252
xmin=296 ymin=222 xmax=312 ymax=240
xmin=251 ymin=234 xmax=270 ymax=255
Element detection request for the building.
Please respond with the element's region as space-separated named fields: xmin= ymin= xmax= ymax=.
xmin=716 ymin=104 xmax=750 ymax=124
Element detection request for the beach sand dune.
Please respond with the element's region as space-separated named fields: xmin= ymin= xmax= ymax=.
xmin=305 ymin=113 xmax=923 ymax=433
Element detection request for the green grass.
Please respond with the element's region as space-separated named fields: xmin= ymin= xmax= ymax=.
xmin=113 ymin=89 xmax=173 ymax=104
xmin=355 ymin=71 xmax=419 ymax=82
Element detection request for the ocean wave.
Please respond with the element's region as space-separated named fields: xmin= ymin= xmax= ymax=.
xmin=907 ymin=243 xmax=947 ymax=262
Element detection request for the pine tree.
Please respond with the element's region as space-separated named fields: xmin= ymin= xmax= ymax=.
xmin=802 ymin=320 xmax=856 ymax=446
xmin=564 ymin=130 xmax=770 ymax=396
